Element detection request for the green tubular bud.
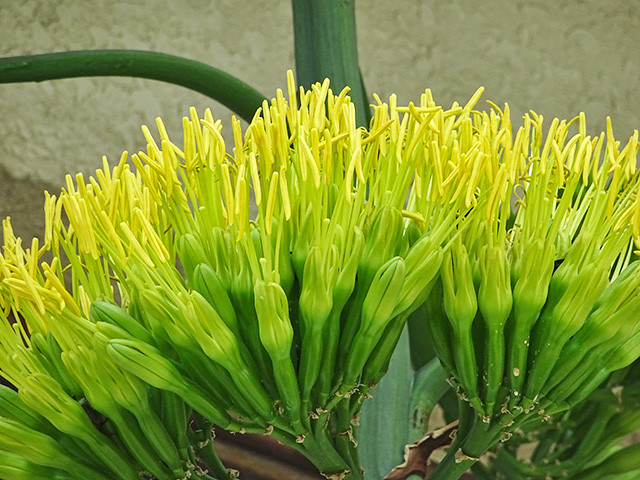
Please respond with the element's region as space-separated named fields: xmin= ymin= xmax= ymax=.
xmin=543 ymin=263 xmax=640 ymax=394
xmin=159 ymin=390 xmax=190 ymax=461
xmin=0 ymin=386 xmax=55 ymax=436
xmin=0 ymin=451 xmax=73 ymax=480
xmin=565 ymin=331 xmax=640 ymax=408
xmin=275 ymin=222 xmax=295 ymax=296
xmin=90 ymin=301 xmax=154 ymax=345
xmin=359 ymin=206 xmax=403 ymax=289
xmin=188 ymin=290 xmax=244 ymax=366
xmin=298 ymin=246 xmax=334 ymax=400
xmin=478 ymin=244 xmax=513 ymax=414
xmin=64 ymin=348 xmax=180 ymax=479
xmin=361 ymin=313 xmax=407 ymax=387
xmin=19 ymin=373 xmax=100 ymax=440
xmin=189 ymin=290 xmax=276 ymax=420
xmin=97 ymin=361 xmax=184 ymax=477
xmin=254 ymin=279 xmax=294 ymax=358
xmin=425 ymin=278 xmax=456 ymax=376
xmin=507 ymin=239 xmax=554 ymax=408
xmin=138 ymin=288 xmax=196 ymax=352
xmin=314 ymin=226 xmax=365 ymax=404
xmin=292 ymin=203 xmax=315 ymax=282
xmin=177 ymin=232 xmax=208 ymax=282
xmin=95 ymin=322 xmax=136 ymax=343
xmin=525 ymin=262 xmax=609 ymax=404
xmin=228 ymin=262 xmax=278 ymax=390
xmin=334 ymin=226 xmax=364 ymax=309
xmin=30 ymin=333 xmax=83 ymax=398
xmin=441 ymin=243 xmax=483 ymax=413
xmin=363 ymin=272 xmax=441 ymax=387
xmin=106 ymin=338 xmax=234 ymax=429
xmin=192 ymin=263 xmax=239 ymax=331
xmin=392 ymin=239 xmax=443 ymax=317
xmin=342 ymin=257 xmax=406 ymax=390
xmin=0 ymin=417 xmax=112 ymax=480
xmin=253 ymin=279 xmax=301 ymax=424
xmin=19 ymin=374 xmax=140 ymax=480
xmin=361 ymin=257 xmax=406 ymax=332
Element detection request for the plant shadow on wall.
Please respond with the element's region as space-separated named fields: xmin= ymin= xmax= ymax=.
xmin=1 ymin=2 xmax=640 ymax=480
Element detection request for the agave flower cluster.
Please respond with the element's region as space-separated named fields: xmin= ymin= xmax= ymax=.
xmin=0 ymin=71 xmax=639 ymax=480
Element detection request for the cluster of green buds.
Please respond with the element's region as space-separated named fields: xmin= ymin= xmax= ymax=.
xmin=423 ymin=108 xmax=640 ymax=478
xmin=0 ymin=71 xmax=478 ymax=479
xmin=0 ymin=69 xmax=639 ymax=480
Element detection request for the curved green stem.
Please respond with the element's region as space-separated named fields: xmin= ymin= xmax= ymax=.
xmin=427 ymin=415 xmax=508 ymax=480
xmin=190 ymin=414 xmax=232 ymax=480
xmin=291 ymin=0 xmax=371 ymax=127
xmin=0 ymin=50 xmax=267 ymax=123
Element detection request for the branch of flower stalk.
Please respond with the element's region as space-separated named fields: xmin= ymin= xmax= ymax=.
xmin=189 ymin=414 xmax=233 ymax=480
xmin=291 ymin=0 xmax=371 ymax=127
xmin=0 ymin=50 xmax=268 ymax=123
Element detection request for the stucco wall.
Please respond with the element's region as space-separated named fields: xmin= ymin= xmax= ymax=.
xmin=1 ymin=0 xmax=639 ymax=240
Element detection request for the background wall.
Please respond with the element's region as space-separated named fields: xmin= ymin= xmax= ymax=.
xmin=1 ymin=0 xmax=639 ymax=241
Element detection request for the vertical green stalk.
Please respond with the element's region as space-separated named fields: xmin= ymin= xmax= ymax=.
xmin=291 ymin=0 xmax=371 ymax=127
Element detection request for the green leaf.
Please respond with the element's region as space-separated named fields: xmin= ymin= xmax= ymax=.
xmin=359 ymin=326 xmax=413 ymax=479
xmin=408 ymin=358 xmax=450 ymax=442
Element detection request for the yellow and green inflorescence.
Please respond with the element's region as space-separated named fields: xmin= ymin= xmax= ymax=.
xmin=1 ymin=71 xmax=640 ymax=480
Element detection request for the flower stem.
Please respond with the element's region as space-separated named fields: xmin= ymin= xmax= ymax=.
xmin=190 ymin=414 xmax=233 ymax=480
xmin=427 ymin=415 xmax=504 ymax=480
xmin=291 ymin=0 xmax=371 ymax=127
xmin=0 ymin=50 xmax=267 ymax=123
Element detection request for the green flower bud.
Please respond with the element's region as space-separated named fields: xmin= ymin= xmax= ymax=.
xmin=90 ymin=301 xmax=154 ymax=345
xmin=297 ymin=246 xmax=334 ymax=404
xmin=342 ymin=256 xmax=406 ymax=390
xmin=190 ymin=264 xmax=239 ymax=331
xmin=253 ymin=279 xmax=302 ymax=428
xmin=0 ymin=417 xmax=113 ymax=480
xmin=292 ymin=204 xmax=315 ymax=282
xmin=392 ymin=235 xmax=443 ymax=317
xmin=478 ymin=244 xmax=513 ymax=413
xmin=254 ymin=279 xmax=294 ymax=359
xmin=525 ymin=261 xmax=609 ymax=402
xmin=359 ymin=205 xmax=403 ymax=288
xmin=333 ymin=226 xmax=364 ymax=309
xmin=441 ymin=242 xmax=483 ymax=413
xmin=507 ymin=238 xmax=555 ymax=407
xmin=177 ymin=232 xmax=207 ymax=281
xmin=544 ymin=262 xmax=640 ymax=394
xmin=19 ymin=373 xmax=140 ymax=480
xmin=138 ymin=289 xmax=195 ymax=352
xmin=107 ymin=338 xmax=234 ymax=428
xmin=299 ymin=246 xmax=334 ymax=332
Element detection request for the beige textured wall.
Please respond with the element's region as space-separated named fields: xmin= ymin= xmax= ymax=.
xmin=1 ymin=0 xmax=639 ymax=240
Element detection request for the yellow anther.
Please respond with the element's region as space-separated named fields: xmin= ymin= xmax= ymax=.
xmin=279 ymin=166 xmax=292 ymax=220
xmin=265 ymin=172 xmax=279 ymax=235
xmin=220 ymin=163 xmax=235 ymax=226
xmin=249 ymin=152 xmax=262 ymax=206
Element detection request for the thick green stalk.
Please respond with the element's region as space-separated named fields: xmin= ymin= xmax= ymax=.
xmin=427 ymin=416 xmax=504 ymax=480
xmin=190 ymin=414 xmax=232 ymax=480
xmin=291 ymin=0 xmax=371 ymax=127
xmin=0 ymin=50 xmax=267 ymax=123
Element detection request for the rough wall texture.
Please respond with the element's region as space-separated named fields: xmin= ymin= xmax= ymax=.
xmin=1 ymin=0 xmax=639 ymax=240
